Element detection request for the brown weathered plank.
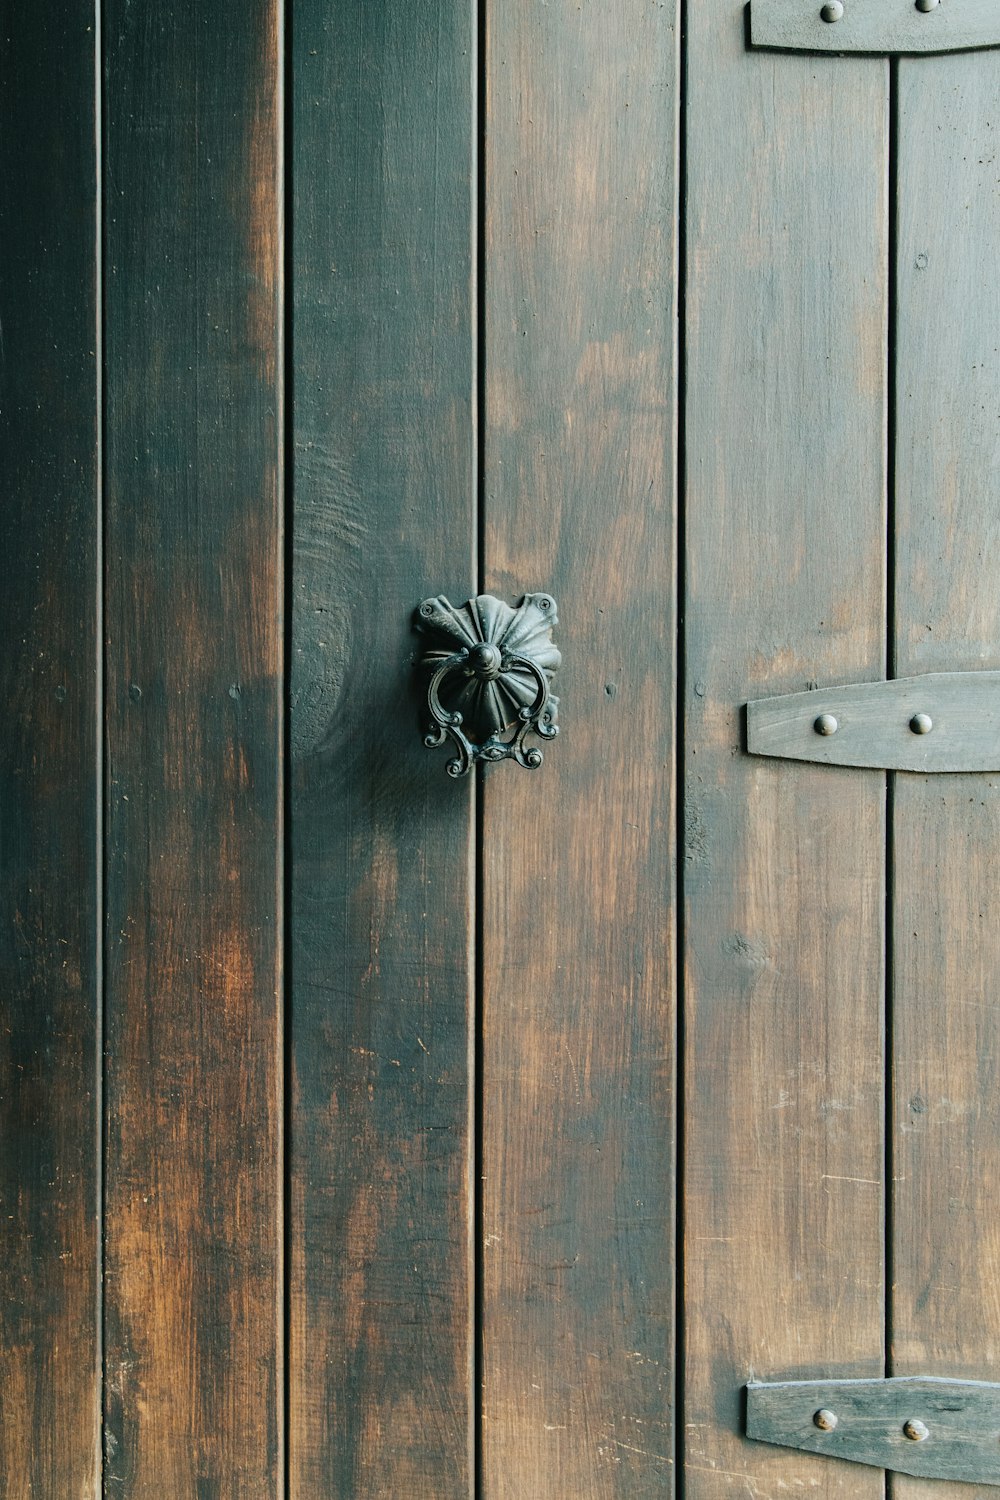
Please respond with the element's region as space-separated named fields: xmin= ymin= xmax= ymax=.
xmin=0 ymin=5 xmax=100 ymax=1495
xmin=890 ymin=50 xmax=1000 ymax=1500
xmin=481 ymin=4 xmax=678 ymax=1494
xmin=102 ymin=1 xmax=284 ymax=1492
xmin=683 ymin=8 xmax=889 ymax=1496
xmin=289 ymin=5 xmax=476 ymax=1495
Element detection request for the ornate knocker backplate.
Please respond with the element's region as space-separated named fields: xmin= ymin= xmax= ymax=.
xmin=414 ymin=592 xmax=561 ymax=777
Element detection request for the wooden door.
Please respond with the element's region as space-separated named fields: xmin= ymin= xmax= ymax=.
xmin=3 ymin=3 xmax=999 ymax=1497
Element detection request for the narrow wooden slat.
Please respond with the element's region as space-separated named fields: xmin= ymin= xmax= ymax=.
xmin=683 ymin=8 xmax=888 ymax=1495
xmin=0 ymin=5 xmax=100 ymax=1494
xmin=482 ymin=5 xmax=678 ymax=1494
xmin=890 ymin=51 xmax=1000 ymax=1500
xmin=102 ymin=2 xmax=283 ymax=1492
xmin=289 ymin=5 xmax=476 ymax=1495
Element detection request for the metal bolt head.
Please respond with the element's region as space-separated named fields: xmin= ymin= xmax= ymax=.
xmin=910 ymin=712 xmax=933 ymax=735
xmin=813 ymin=1408 xmax=839 ymax=1432
xmin=820 ymin=1 xmax=844 ymax=20
xmin=468 ymin=642 xmax=504 ymax=681
xmin=916 ymin=0 xmax=939 ymax=11
xmin=903 ymin=1418 xmax=930 ymax=1442
xmin=814 ymin=712 xmax=839 ymax=736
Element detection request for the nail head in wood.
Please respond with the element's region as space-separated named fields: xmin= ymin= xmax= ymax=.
xmin=915 ymin=0 xmax=939 ymax=11
xmin=909 ymin=712 xmax=933 ymax=735
xmin=814 ymin=712 xmax=839 ymax=736
xmin=814 ymin=1408 xmax=838 ymax=1431
xmin=904 ymin=1419 xmax=930 ymax=1442
xmin=820 ymin=1 xmax=844 ymax=19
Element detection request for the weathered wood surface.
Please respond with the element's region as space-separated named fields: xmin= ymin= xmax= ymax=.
xmin=0 ymin=5 xmax=100 ymax=1495
xmin=749 ymin=1376 xmax=1000 ymax=1484
xmin=683 ymin=5 xmax=888 ymax=1495
xmin=481 ymin=3 xmax=678 ymax=1494
xmin=10 ymin=12 xmax=1000 ymax=1498
xmin=290 ymin=5 xmax=476 ymax=1495
xmin=752 ymin=0 xmax=1000 ymax=55
xmin=890 ymin=49 xmax=1000 ymax=1500
xmin=102 ymin=1 xmax=284 ymax=1492
xmin=748 ymin=671 xmax=1000 ymax=772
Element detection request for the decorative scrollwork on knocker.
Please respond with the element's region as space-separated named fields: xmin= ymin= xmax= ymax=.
xmin=414 ymin=592 xmax=561 ymax=778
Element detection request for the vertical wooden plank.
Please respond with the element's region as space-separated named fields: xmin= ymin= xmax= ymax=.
xmin=481 ymin=5 xmax=678 ymax=1495
xmin=891 ymin=53 xmax=1000 ymax=1500
xmin=683 ymin=9 xmax=888 ymax=1496
xmin=289 ymin=5 xmax=476 ymax=1496
xmin=103 ymin=2 xmax=283 ymax=1493
xmin=0 ymin=5 xmax=100 ymax=1495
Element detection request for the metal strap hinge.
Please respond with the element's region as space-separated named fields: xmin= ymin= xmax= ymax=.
xmin=751 ymin=0 xmax=1000 ymax=55
xmin=746 ymin=670 xmax=1000 ymax=772
xmin=747 ymin=1376 xmax=1000 ymax=1484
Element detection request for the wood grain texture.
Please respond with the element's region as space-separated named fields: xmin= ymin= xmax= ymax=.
xmin=289 ymin=5 xmax=476 ymax=1495
xmin=890 ymin=50 xmax=1000 ymax=1500
xmin=683 ymin=7 xmax=889 ymax=1495
xmin=481 ymin=4 xmax=678 ymax=1494
xmin=102 ymin=2 xmax=284 ymax=1492
xmin=0 ymin=5 xmax=100 ymax=1495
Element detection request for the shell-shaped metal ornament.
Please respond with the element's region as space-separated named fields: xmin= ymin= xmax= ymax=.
xmin=414 ymin=592 xmax=561 ymax=777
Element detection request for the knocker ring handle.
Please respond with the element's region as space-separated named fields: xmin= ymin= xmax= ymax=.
xmin=414 ymin=592 xmax=561 ymax=778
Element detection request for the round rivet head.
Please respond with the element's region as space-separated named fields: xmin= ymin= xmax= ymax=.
xmin=910 ymin=712 xmax=933 ymax=735
xmin=821 ymin=1 xmax=844 ymax=20
xmin=468 ymin=642 xmax=504 ymax=681
xmin=903 ymin=1418 xmax=930 ymax=1442
xmin=814 ymin=1408 xmax=839 ymax=1432
xmin=916 ymin=0 xmax=939 ymax=11
xmin=814 ymin=712 xmax=839 ymax=737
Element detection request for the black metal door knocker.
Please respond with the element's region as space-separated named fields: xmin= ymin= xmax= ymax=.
xmin=414 ymin=592 xmax=561 ymax=777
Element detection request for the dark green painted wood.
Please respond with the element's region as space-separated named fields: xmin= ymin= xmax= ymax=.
xmin=748 ymin=672 xmax=1000 ymax=772
xmin=102 ymin=2 xmax=284 ymax=1492
xmin=0 ymin=5 xmax=100 ymax=1494
xmin=891 ymin=48 xmax=1000 ymax=1500
xmin=748 ymin=1377 xmax=1000 ymax=1484
xmin=481 ymin=4 xmax=678 ymax=1494
xmin=289 ymin=5 xmax=476 ymax=1495
xmin=683 ymin=6 xmax=889 ymax=1495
